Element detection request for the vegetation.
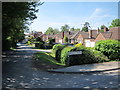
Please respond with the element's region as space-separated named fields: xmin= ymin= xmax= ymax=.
xmin=52 ymin=44 xmax=66 ymax=61
xmin=61 ymin=46 xmax=109 ymax=66
xmin=35 ymin=52 xmax=65 ymax=66
xmin=61 ymin=24 xmax=70 ymax=32
xmin=109 ymin=19 xmax=120 ymax=28
xmin=45 ymin=27 xmax=59 ymax=34
xmin=95 ymin=40 xmax=120 ymax=60
xmin=63 ymin=36 xmax=68 ymax=43
xmin=70 ymin=27 xmax=80 ymax=31
xmin=82 ymin=22 xmax=90 ymax=32
xmin=74 ymin=43 xmax=83 ymax=47
xmin=2 ymin=2 xmax=43 ymax=51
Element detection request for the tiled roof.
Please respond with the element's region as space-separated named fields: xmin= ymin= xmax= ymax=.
xmin=99 ymin=26 xmax=120 ymax=40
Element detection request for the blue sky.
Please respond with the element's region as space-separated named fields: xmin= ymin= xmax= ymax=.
xmin=30 ymin=2 xmax=118 ymax=33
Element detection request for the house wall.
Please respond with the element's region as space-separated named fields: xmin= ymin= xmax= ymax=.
xmin=77 ymin=34 xmax=84 ymax=44
xmin=84 ymin=39 xmax=95 ymax=47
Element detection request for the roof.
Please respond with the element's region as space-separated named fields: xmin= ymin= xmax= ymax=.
xmin=97 ymin=26 xmax=120 ymax=40
xmin=54 ymin=31 xmax=78 ymax=39
xmin=71 ymin=31 xmax=89 ymax=39
xmin=109 ymin=26 xmax=120 ymax=40
xmin=100 ymin=32 xmax=112 ymax=39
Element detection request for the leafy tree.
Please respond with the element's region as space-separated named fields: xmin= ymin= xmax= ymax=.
xmin=45 ymin=27 xmax=54 ymax=34
xmin=45 ymin=27 xmax=59 ymax=34
xmin=2 ymin=2 xmax=43 ymax=51
xmin=82 ymin=22 xmax=90 ymax=32
xmin=61 ymin=24 xmax=70 ymax=32
xmin=109 ymin=19 xmax=120 ymax=28
xmin=82 ymin=27 xmax=88 ymax=32
xmin=100 ymin=25 xmax=106 ymax=30
xmin=70 ymin=27 xmax=80 ymax=31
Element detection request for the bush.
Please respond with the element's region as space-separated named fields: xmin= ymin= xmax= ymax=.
xmin=94 ymin=40 xmax=120 ymax=60
xmin=35 ymin=42 xmax=45 ymax=49
xmin=61 ymin=46 xmax=109 ymax=66
xmin=52 ymin=44 xmax=66 ymax=61
xmin=74 ymin=43 xmax=83 ymax=47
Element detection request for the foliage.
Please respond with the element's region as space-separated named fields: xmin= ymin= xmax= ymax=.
xmin=100 ymin=25 xmax=106 ymax=30
xmin=109 ymin=19 xmax=120 ymax=28
xmin=2 ymin=2 xmax=43 ymax=51
xmin=63 ymin=36 xmax=68 ymax=43
xmin=35 ymin=42 xmax=45 ymax=49
xmin=82 ymin=27 xmax=88 ymax=32
xmin=61 ymin=46 xmax=109 ymax=66
xmin=70 ymin=27 xmax=80 ymax=31
xmin=94 ymin=40 xmax=120 ymax=60
xmin=35 ymin=52 xmax=65 ymax=66
xmin=82 ymin=22 xmax=90 ymax=32
xmin=61 ymin=24 xmax=70 ymax=32
xmin=52 ymin=44 xmax=66 ymax=61
xmin=45 ymin=27 xmax=59 ymax=34
xmin=74 ymin=43 xmax=83 ymax=47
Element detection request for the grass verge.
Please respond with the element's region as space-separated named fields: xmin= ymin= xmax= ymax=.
xmin=34 ymin=52 xmax=65 ymax=66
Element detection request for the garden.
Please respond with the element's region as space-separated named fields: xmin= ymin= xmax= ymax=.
xmin=34 ymin=40 xmax=120 ymax=67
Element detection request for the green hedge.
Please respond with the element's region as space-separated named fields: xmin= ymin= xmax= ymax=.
xmin=60 ymin=46 xmax=109 ymax=66
xmin=52 ymin=44 xmax=66 ymax=61
xmin=95 ymin=40 xmax=120 ymax=60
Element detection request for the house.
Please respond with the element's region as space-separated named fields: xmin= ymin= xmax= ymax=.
xmin=54 ymin=31 xmax=77 ymax=44
xmin=40 ymin=34 xmax=54 ymax=42
xmin=95 ymin=26 xmax=120 ymax=42
xmin=34 ymin=32 xmax=43 ymax=38
xmin=70 ymin=29 xmax=100 ymax=47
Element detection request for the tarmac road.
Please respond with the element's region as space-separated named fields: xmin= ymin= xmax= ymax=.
xmin=2 ymin=45 xmax=119 ymax=88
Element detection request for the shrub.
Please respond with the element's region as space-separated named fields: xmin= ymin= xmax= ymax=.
xmin=74 ymin=43 xmax=83 ymax=47
xmin=35 ymin=42 xmax=45 ymax=49
xmin=61 ymin=46 xmax=109 ymax=66
xmin=94 ymin=40 xmax=120 ymax=60
xmin=52 ymin=44 xmax=66 ymax=61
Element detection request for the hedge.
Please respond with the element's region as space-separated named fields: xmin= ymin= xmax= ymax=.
xmin=60 ymin=46 xmax=109 ymax=66
xmin=52 ymin=44 xmax=66 ymax=61
xmin=94 ymin=40 xmax=120 ymax=60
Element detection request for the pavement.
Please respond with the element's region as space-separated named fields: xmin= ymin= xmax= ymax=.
xmin=48 ymin=61 xmax=120 ymax=73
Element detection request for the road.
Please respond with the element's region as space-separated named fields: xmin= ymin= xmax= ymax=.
xmin=2 ymin=45 xmax=119 ymax=88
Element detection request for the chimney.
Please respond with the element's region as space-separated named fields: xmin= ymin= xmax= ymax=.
xmin=89 ymin=30 xmax=92 ymax=38
xmin=62 ymin=32 xmax=64 ymax=38
xmin=104 ymin=27 xmax=107 ymax=32
xmin=97 ymin=27 xmax=99 ymax=34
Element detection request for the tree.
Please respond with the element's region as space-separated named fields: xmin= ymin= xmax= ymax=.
xmin=100 ymin=25 xmax=106 ymax=30
xmin=82 ymin=27 xmax=88 ymax=32
xmin=70 ymin=27 xmax=80 ymax=31
xmin=45 ymin=27 xmax=59 ymax=34
xmin=82 ymin=22 xmax=90 ymax=32
xmin=61 ymin=24 xmax=70 ymax=32
xmin=64 ymin=36 xmax=68 ymax=43
xmin=109 ymin=19 xmax=120 ymax=28
xmin=45 ymin=27 xmax=54 ymax=34
xmin=2 ymin=2 xmax=43 ymax=51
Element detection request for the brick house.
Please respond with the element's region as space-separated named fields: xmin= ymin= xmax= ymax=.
xmin=54 ymin=31 xmax=77 ymax=44
xmin=95 ymin=26 xmax=120 ymax=42
xmin=70 ymin=29 xmax=100 ymax=47
xmin=40 ymin=34 xmax=54 ymax=42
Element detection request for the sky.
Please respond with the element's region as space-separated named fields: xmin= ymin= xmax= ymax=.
xmin=30 ymin=2 xmax=118 ymax=33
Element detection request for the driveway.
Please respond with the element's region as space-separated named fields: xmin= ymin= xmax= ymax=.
xmin=2 ymin=45 xmax=119 ymax=88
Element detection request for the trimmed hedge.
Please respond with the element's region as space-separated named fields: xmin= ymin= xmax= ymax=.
xmin=95 ymin=40 xmax=120 ymax=60
xmin=60 ymin=46 xmax=109 ymax=66
xmin=52 ymin=44 xmax=66 ymax=61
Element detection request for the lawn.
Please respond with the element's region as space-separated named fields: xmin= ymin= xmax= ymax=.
xmin=34 ymin=52 xmax=65 ymax=66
